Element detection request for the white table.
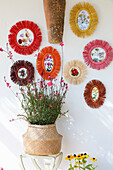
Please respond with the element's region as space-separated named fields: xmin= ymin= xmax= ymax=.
xmin=19 ymin=152 xmax=63 ymax=170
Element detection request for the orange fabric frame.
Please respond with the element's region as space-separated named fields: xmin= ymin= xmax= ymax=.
xmin=37 ymin=46 xmax=61 ymax=80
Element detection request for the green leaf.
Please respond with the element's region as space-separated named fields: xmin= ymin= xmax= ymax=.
xmin=82 ymin=159 xmax=87 ymax=164
xmin=85 ymin=164 xmax=92 ymax=169
xmin=69 ymin=164 xmax=73 ymax=169
xmin=93 ymin=165 xmax=98 ymax=169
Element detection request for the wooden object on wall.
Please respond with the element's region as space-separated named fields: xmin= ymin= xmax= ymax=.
xmin=43 ymin=0 xmax=66 ymax=44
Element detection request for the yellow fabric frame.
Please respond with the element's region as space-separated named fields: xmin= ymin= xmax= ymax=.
xmin=69 ymin=2 xmax=98 ymax=38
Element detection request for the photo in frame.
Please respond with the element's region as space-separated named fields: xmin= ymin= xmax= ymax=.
xmin=36 ymin=46 xmax=61 ymax=80
xmin=8 ymin=20 xmax=42 ymax=55
xmin=83 ymin=39 xmax=113 ymax=70
xmin=63 ymin=60 xmax=87 ymax=85
xmin=84 ymin=80 xmax=106 ymax=108
xmin=10 ymin=60 xmax=34 ymax=86
xmin=69 ymin=2 xmax=98 ymax=38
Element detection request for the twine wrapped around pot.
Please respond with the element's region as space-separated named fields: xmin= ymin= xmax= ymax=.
xmin=43 ymin=0 xmax=66 ymax=44
xmin=23 ymin=124 xmax=62 ymax=155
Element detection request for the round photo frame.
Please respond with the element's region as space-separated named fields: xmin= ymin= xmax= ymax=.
xmin=8 ymin=20 xmax=42 ymax=55
xmin=69 ymin=2 xmax=98 ymax=38
xmin=63 ymin=60 xmax=87 ymax=85
xmin=83 ymin=39 xmax=113 ymax=70
xmin=36 ymin=46 xmax=61 ymax=80
xmin=10 ymin=60 xmax=34 ymax=86
xmin=84 ymin=80 xmax=106 ymax=108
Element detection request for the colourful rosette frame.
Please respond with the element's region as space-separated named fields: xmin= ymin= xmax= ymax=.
xmin=10 ymin=60 xmax=34 ymax=86
xmin=83 ymin=39 xmax=113 ymax=70
xmin=8 ymin=20 xmax=42 ymax=55
xmin=63 ymin=60 xmax=87 ymax=85
xmin=36 ymin=46 xmax=61 ymax=80
xmin=84 ymin=80 xmax=106 ymax=108
xmin=69 ymin=2 xmax=98 ymax=38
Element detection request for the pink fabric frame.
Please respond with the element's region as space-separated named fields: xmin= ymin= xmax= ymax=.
xmin=83 ymin=39 xmax=113 ymax=70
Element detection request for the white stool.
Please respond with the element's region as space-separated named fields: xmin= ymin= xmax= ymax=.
xmin=19 ymin=152 xmax=63 ymax=170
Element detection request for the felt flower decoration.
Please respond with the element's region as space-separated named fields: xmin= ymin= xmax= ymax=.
xmin=63 ymin=60 xmax=87 ymax=85
xmin=69 ymin=2 xmax=98 ymax=38
xmin=10 ymin=60 xmax=34 ymax=86
xmin=8 ymin=20 xmax=42 ymax=55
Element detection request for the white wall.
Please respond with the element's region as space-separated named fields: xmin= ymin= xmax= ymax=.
xmin=0 ymin=0 xmax=113 ymax=169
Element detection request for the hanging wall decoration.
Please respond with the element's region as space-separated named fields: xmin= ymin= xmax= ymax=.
xmin=37 ymin=46 xmax=61 ymax=80
xmin=10 ymin=60 xmax=34 ymax=86
xmin=84 ymin=80 xmax=106 ymax=108
xmin=43 ymin=0 xmax=66 ymax=43
xmin=83 ymin=39 xmax=113 ymax=70
xmin=69 ymin=2 xmax=98 ymax=38
xmin=8 ymin=20 xmax=42 ymax=55
xmin=63 ymin=60 xmax=87 ymax=85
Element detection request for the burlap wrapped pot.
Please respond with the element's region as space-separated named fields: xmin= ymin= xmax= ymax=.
xmin=23 ymin=124 xmax=62 ymax=155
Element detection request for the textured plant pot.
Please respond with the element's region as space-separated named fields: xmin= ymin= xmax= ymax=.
xmin=43 ymin=0 xmax=66 ymax=44
xmin=23 ymin=124 xmax=62 ymax=155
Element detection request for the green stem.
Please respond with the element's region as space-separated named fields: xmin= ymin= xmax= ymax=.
xmin=9 ymin=87 xmax=21 ymax=103
xmin=3 ymin=49 xmax=15 ymax=63
xmin=69 ymin=160 xmax=73 ymax=169
xmin=78 ymin=160 xmax=80 ymax=170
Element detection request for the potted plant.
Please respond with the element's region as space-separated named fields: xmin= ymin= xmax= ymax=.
xmin=19 ymin=76 xmax=68 ymax=155
xmin=1 ymin=43 xmax=68 ymax=156
xmin=4 ymin=74 xmax=68 ymax=156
